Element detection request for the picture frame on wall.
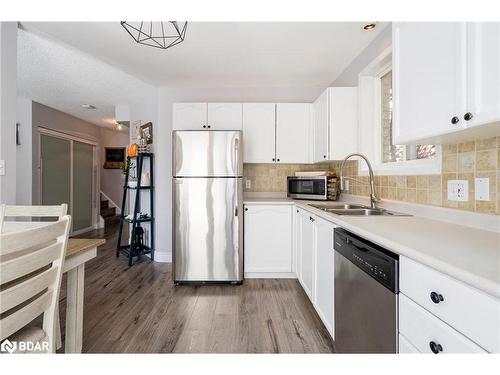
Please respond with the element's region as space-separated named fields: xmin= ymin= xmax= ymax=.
xmin=140 ymin=122 xmax=153 ymax=144
xmin=103 ymin=147 xmax=126 ymax=169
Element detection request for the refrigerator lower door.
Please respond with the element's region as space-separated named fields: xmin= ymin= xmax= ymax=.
xmin=173 ymin=177 xmax=243 ymax=282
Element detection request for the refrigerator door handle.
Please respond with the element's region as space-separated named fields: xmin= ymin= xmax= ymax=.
xmin=234 ymin=206 xmax=238 ymax=217
xmin=233 ymin=136 xmax=240 ymax=176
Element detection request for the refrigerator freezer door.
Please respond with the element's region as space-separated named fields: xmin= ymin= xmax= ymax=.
xmin=173 ymin=177 xmax=243 ymax=282
xmin=173 ymin=130 xmax=242 ymax=177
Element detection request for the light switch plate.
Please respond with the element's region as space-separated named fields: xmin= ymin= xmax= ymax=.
xmin=447 ymin=180 xmax=468 ymax=202
xmin=0 ymin=160 xmax=5 ymax=176
xmin=475 ymin=178 xmax=490 ymax=201
xmin=245 ymin=179 xmax=251 ymax=190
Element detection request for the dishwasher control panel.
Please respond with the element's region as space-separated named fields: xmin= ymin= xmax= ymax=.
xmin=334 ymin=228 xmax=399 ymax=292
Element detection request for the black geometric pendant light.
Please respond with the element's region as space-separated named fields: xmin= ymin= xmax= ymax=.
xmin=121 ymin=21 xmax=187 ymax=49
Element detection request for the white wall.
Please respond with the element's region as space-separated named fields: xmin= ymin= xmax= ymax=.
xmin=0 ymin=22 xmax=18 ymax=204
xmin=16 ymin=97 xmax=32 ymax=205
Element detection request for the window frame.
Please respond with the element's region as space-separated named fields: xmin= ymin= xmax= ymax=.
xmin=357 ymin=47 xmax=442 ymax=176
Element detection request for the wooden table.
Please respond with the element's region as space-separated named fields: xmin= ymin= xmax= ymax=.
xmin=2 ymin=223 xmax=104 ymax=353
xmin=61 ymin=238 xmax=105 ymax=353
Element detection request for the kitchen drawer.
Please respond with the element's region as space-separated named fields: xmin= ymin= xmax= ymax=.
xmin=399 ymin=294 xmax=487 ymax=353
xmin=400 ymin=256 xmax=500 ymax=353
xmin=398 ymin=334 xmax=420 ymax=353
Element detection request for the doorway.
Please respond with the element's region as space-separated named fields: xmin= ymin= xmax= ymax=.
xmin=38 ymin=128 xmax=98 ymax=234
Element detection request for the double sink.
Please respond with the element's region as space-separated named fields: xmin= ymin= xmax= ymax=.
xmin=309 ymin=203 xmax=410 ymax=216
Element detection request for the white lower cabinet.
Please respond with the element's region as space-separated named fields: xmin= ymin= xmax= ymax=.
xmin=399 ymin=294 xmax=487 ymax=353
xmin=296 ymin=207 xmax=315 ymax=299
xmin=399 ymin=334 xmax=420 ymax=353
xmin=313 ymin=216 xmax=336 ymax=338
xmin=243 ymin=204 xmax=293 ymax=276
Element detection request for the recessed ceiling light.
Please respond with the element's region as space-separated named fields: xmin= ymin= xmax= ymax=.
xmin=82 ymin=104 xmax=97 ymax=110
xmin=363 ymin=22 xmax=378 ymax=31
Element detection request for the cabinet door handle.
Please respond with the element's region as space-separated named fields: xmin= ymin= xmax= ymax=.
xmin=429 ymin=341 xmax=443 ymax=354
xmin=430 ymin=291 xmax=444 ymax=304
xmin=323 ymin=155 xmax=327 ymax=159
xmin=203 ymin=125 xmax=207 ymax=128
xmin=244 ymin=207 xmax=248 ymax=212
xmin=309 ymin=216 xmax=315 ymax=222
xmin=451 ymin=116 xmax=460 ymax=125
xmin=272 ymin=158 xmax=275 ymax=162
xmin=207 ymin=125 xmax=211 ymax=129
xmin=277 ymin=158 xmax=280 ymax=162
xmin=464 ymin=112 xmax=473 ymax=121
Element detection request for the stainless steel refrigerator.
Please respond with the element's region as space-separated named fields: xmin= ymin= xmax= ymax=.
xmin=172 ymin=130 xmax=243 ymax=283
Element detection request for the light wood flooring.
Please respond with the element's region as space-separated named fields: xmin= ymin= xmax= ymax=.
xmin=57 ymin=223 xmax=335 ymax=353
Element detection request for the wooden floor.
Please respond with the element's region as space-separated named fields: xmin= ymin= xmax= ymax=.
xmin=57 ymin=223 xmax=335 ymax=353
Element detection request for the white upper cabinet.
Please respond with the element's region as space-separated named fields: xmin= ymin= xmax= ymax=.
xmin=173 ymin=103 xmax=207 ymax=130
xmin=276 ymin=103 xmax=311 ymax=163
xmin=243 ymin=204 xmax=293 ymax=274
xmin=242 ymin=103 xmax=276 ymax=163
xmin=312 ymin=88 xmax=358 ymax=163
xmin=329 ymin=88 xmax=358 ymax=160
xmin=173 ymin=103 xmax=242 ymax=130
xmin=393 ymin=22 xmax=500 ymax=144
xmin=207 ymin=103 xmax=243 ymax=130
xmin=465 ymin=23 xmax=500 ymax=129
xmin=313 ymin=90 xmax=329 ymax=162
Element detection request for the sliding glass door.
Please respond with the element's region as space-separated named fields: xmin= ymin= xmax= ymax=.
xmin=40 ymin=131 xmax=97 ymax=233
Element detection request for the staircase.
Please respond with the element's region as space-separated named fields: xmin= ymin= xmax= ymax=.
xmin=100 ymin=198 xmax=120 ymax=225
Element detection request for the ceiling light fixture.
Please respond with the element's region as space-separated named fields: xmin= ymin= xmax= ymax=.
xmin=82 ymin=104 xmax=97 ymax=110
xmin=121 ymin=21 xmax=188 ymax=50
xmin=363 ymin=22 xmax=378 ymax=31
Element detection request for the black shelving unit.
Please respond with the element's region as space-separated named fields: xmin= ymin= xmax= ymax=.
xmin=116 ymin=153 xmax=155 ymax=266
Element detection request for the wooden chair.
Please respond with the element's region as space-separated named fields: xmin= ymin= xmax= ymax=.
xmin=0 ymin=204 xmax=68 ymax=233
xmin=0 ymin=216 xmax=71 ymax=353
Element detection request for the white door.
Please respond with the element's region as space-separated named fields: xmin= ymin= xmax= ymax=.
xmin=207 ymin=103 xmax=243 ymax=130
xmin=242 ymin=103 xmax=276 ymax=163
xmin=329 ymin=87 xmax=358 ymax=160
xmin=275 ymin=103 xmax=311 ymax=163
xmin=243 ymin=204 xmax=292 ymax=273
xmin=392 ymin=22 xmax=466 ymax=144
xmin=313 ymin=216 xmax=336 ymax=338
xmin=465 ymin=22 xmax=500 ymax=128
xmin=173 ymin=103 xmax=207 ymax=130
xmin=313 ymin=90 xmax=329 ymax=162
xmin=297 ymin=208 xmax=315 ymax=299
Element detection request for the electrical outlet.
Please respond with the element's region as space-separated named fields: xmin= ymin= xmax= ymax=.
xmin=245 ymin=179 xmax=251 ymax=190
xmin=475 ymin=178 xmax=490 ymax=201
xmin=447 ymin=180 xmax=468 ymax=202
xmin=0 ymin=160 xmax=5 ymax=176
xmin=344 ymin=180 xmax=350 ymax=191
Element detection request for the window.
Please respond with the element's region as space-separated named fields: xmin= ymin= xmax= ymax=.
xmin=357 ymin=47 xmax=441 ymax=176
xmin=380 ymin=70 xmax=436 ymax=164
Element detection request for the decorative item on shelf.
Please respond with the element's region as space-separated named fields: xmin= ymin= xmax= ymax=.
xmin=137 ymin=126 xmax=150 ymax=153
xmin=121 ymin=22 xmax=188 ymax=50
xmin=127 ymin=143 xmax=139 ymax=157
xmin=131 ymin=224 xmax=145 ymax=255
xmin=140 ymin=122 xmax=153 ymax=144
xmin=128 ymin=179 xmax=138 ymax=189
xmin=141 ymin=171 xmax=151 ymax=186
xmin=104 ymin=147 xmax=126 ymax=169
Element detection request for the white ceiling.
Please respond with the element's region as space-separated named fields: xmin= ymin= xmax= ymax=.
xmin=17 ymin=22 xmax=387 ymax=127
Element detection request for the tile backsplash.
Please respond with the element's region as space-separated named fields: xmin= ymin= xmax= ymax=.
xmin=243 ymin=136 xmax=500 ymax=215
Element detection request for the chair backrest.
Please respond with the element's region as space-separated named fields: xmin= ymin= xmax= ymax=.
xmin=0 ymin=215 xmax=71 ymax=353
xmin=0 ymin=204 xmax=68 ymax=233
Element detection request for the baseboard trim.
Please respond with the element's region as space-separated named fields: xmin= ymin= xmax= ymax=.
xmin=244 ymin=272 xmax=297 ymax=279
xmin=154 ymin=252 xmax=172 ymax=263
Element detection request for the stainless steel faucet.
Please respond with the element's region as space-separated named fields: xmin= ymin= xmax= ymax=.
xmin=340 ymin=153 xmax=379 ymax=209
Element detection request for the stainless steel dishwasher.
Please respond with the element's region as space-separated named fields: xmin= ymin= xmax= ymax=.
xmin=334 ymin=228 xmax=399 ymax=353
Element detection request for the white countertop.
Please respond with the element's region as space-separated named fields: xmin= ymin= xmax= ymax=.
xmin=243 ymin=196 xmax=500 ymax=299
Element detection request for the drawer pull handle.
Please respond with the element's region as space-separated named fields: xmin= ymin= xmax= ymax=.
xmin=430 ymin=291 xmax=444 ymax=304
xmin=429 ymin=341 xmax=443 ymax=354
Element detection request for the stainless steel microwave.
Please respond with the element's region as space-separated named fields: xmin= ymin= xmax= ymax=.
xmin=287 ymin=175 xmax=338 ymax=201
